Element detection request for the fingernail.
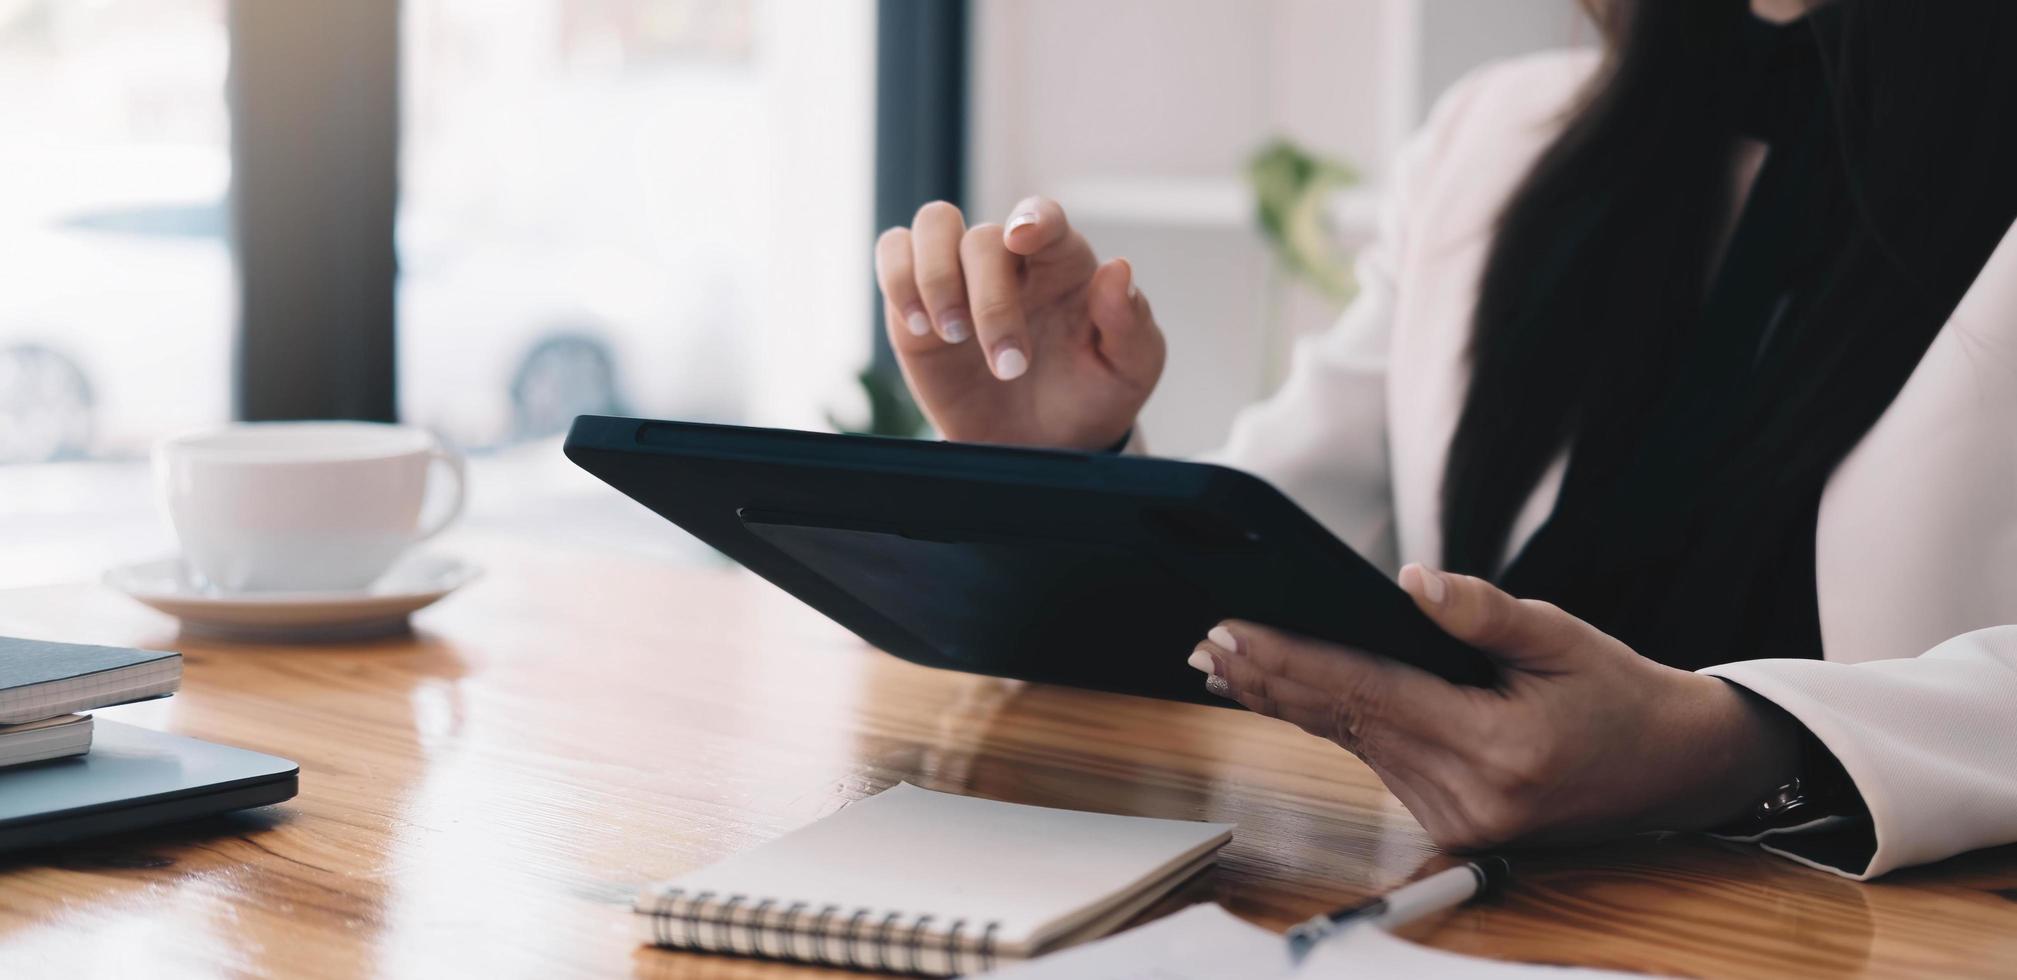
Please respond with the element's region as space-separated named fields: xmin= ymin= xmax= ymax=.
xmin=1186 ymin=648 xmax=1217 ymax=676
xmin=993 ymin=347 xmax=1028 ymax=380
xmin=1207 ymin=625 xmax=1238 ymax=654
xmin=1409 ymin=564 xmax=1447 ymax=604
xmin=1205 ymin=674 xmax=1232 ymax=698
xmin=1006 ymin=211 xmax=1039 ymax=236
xmin=905 ymin=311 xmax=931 ymax=337
xmin=940 ymin=317 xmax=971 ymax=344
xmin=1120 ymin=258 xmax=1140 ymax=300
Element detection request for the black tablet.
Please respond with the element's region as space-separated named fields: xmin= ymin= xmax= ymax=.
xmin=564 ymin=416 xmax=1493 ymax=706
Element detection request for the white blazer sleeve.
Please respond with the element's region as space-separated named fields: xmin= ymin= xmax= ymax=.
xmin=1195 ymin=162 xmax=1423 ymax=577
xmin=1194 ymin=63 xmax=1508 ymax=575
xmin=1701 ymin=629 xmax=2017 ymax=879
xmin=1200 ymin=241 xmax=1400 ymax=573
xmin=1693 ymin=219 xmax=2017 ymax=880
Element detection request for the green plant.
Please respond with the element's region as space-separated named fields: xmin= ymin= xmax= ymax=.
xmin=1248 ymin=138 xmax=1360 ymax=304
xmin=829 ymin=365 xmax=927 ymax=438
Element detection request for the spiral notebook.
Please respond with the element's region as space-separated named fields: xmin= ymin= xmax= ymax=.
xmin=634 ymin=783 xmax=1234 ymax=976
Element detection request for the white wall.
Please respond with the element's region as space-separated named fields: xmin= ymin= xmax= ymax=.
xmin=750 ymin=0 xmax=877 ymax=432
xmin=1417 ymin=0 xmax=1597 ymax=111
xmin=969 ymin=0 xmax=1587 ymax=455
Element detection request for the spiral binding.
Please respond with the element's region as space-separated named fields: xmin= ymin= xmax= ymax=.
xmin=640 ymin=888 xmax=1003 ymax=976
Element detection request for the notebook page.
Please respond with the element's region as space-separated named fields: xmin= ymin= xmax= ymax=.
xmin=0 ymin=714 xmax=89 ymax=735
xmin=1296 ymin=924 xmax=1658 ymax=978
xmin=981 ymin=903 xmax=1660 ymax=979
xmin=978 ymin=903 xmax=1295 ymax=979
xmin=655 ymin=783 xmax=1233 ymax=950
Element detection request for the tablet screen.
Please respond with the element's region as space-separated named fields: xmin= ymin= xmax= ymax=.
xmin=745 ymin=516 xmax=1210 ymax=684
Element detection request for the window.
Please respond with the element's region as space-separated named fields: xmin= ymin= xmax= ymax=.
xmin=397 ymin=0 xmax=878 ymax=452
xmin=0 ymin=0 xmax=232 ymax=463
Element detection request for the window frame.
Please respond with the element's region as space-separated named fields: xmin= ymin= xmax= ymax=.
xmin=869 ymin=0 xmax=971 ymax=376
xmin=228 ymin=0 xmax=400 ymax=423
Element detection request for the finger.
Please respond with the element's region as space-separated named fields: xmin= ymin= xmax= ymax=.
xmin=1197 ymin=636 xmax=1476 ymax=777
xmin=1208 ymin=621 xmax=1480 ymax=748
xmin=884 ymin=300 xmax=943 ymax=412
xmin=874 ymin=227 xmax=934 ymax=351
xmin=1087 ymin=258 xmax=1166 ymax=388
xmin=910 ymin=201 xmax=973 ymax=345
xmin=1001 ymin=195 xmax=1071 ymax=257
xmin=1398 ymin=564 xmax=1589 ymax=671
xmin=1193 ymin=643 xmax=1334 ymax=730
xmin=1192 ymin=636 xmax=1494 ymax=843
xmin=960 ymin=224 xmax=1032 ymax=381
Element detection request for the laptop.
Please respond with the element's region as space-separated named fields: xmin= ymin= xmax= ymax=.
xmin=0 ymin=720 xmax=299 ymax=853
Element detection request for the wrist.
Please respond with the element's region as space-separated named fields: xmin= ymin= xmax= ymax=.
xmin=1061 ymin=419 xmax=1140 ymax=454
xmin=1645 ymin=671 xmax=1804 ymax=832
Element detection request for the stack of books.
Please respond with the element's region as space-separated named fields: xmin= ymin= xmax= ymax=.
xmin=0 ymin=636 xmax=183 ymax=770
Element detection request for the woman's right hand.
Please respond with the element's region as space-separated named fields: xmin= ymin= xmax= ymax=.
xmin=874 ymin=197 xmax=1165 ymax=450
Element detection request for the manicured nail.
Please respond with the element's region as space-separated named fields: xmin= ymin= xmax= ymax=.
xmin=1207 ymin=625 xmax=1237 ymax=654
xmin=940 ymin=317 xmax=971 ymax=344
xmin=905 ymin=311 xmax=931 ymax=337
xmin=993 ymin=347 xmax=1028 ymax=380
xmin=1205 ymin=674 xmax=1232 ymax=698
xmin=1120 ymin=258 xmax=1139 ymax=301
xmin=1006 ymin=211 xmax=1039 ymax=236
xmin=1407 ymin=564 xmax=1447 ymax=604
xmin=1187 ymin=648 xmax=1217 ymax=676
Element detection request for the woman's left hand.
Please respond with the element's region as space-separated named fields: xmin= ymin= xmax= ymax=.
xmin=1190 ymin=565 xmax=1804 ymax=849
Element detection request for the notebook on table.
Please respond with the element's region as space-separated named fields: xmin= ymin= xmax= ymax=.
xmin=634 ymin=783 xmax=1234 ymax=976
xmin=0 ymin=714 xmax=92 ymax=769
xmin=0 ymin=636 xmax=182 ymax=725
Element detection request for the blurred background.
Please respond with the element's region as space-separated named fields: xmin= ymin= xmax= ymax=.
xmin=0 ymin=0 xmax=1588 ymax=583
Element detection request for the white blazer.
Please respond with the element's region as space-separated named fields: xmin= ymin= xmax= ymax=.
xmin=1199 ymin=50 xmax=2017 ymax=879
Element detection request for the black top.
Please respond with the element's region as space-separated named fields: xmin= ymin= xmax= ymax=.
xmin=1495 ymin=9 xmax=1873 ymax=837
xmin=1497 ymin=11 xmax=1850 ymax=669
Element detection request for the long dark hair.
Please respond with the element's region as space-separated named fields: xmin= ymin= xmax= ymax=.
xmin=1441 ymin=0 xmax=2017 ymax=665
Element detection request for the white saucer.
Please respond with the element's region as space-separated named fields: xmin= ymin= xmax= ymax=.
xmin=103 ymin=553 xmax=481 ymax=642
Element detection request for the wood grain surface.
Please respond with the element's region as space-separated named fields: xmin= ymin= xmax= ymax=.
xmin=0 ymin=532 xmax=2012 ymax=978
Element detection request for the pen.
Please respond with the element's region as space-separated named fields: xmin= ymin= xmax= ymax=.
xmin=1284 ymin=855 xmax=1512 ymax=961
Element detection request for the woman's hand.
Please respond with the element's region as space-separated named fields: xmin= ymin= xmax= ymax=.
xmin=874 ymin=198 xmax=1165 ymax=450
xmin=1189 ymin=566 xmax=1805 ymax=849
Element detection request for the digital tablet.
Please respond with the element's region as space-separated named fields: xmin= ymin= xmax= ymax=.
xmin=564 ymin=416 xmax=1494 ymax=706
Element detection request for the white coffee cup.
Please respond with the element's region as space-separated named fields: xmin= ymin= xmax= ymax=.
xmin=156 ymin=422 xmax=466 ymax=593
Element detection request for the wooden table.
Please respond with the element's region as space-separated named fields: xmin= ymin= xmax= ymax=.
xmin=1 ymin=532 xmax=2014 ymax=978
